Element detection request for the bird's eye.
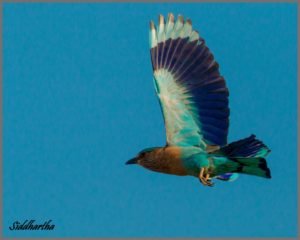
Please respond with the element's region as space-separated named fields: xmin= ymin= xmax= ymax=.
xmin=140 ymin=152 xmax=145 ymax=157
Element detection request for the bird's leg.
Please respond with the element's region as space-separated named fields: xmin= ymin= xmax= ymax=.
xmin=199 ymin=167 xmax=214 ymax=187
xmin=205 ymin=173 xmax=211 ymax=181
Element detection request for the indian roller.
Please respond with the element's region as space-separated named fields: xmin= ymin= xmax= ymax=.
xmin=126 ymin=14 xmax=271 ymax=187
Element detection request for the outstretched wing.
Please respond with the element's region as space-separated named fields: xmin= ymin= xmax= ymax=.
xmin=149 ymin=14 xmax=229 ymax=150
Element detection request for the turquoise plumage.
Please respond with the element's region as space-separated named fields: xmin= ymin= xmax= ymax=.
xmin=126 ymin=14 xmax=271 ymax=187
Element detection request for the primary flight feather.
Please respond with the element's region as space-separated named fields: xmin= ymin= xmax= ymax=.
xmin=126 ymin=14 xmax=271 ymax=187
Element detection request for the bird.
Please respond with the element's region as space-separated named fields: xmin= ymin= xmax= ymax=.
xmin=126 ymin=13 xmax=271 ymax=187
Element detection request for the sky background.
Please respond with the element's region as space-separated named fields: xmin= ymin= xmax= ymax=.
xmin=3 ymin=3 xmax=297 ymax=238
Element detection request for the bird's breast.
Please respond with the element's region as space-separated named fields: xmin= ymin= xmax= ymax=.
xmin=149 ymin=147 xmax=188 ymax=176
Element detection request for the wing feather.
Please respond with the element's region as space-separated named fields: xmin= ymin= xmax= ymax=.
xmin=149 ymin=14 xmax=230 ymax=149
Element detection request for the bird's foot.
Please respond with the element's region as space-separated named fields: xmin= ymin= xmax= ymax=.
xmin=199 ymin=167 xmax=214 ymax=187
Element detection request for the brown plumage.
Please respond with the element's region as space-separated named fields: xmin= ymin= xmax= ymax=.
xmin=137 ymin=147 xmax=188 ymax=176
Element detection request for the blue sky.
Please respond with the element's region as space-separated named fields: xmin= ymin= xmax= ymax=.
xmin=3 ymin=3 xmax=297 ymax=237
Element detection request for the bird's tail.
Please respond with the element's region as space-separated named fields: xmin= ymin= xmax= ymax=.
xmin=217 ymin=134 xmax=271 ymax=158
xmin=228 ymin=157 xmax=271 ymax=178
xmin=213 ymin=135 xmax=271 ymax=180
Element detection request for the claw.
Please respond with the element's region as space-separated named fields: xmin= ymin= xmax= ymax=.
xmin=199 ymin=167 xmax=214 ymax=187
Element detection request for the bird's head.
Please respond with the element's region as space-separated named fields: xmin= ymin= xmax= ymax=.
xmin=126 ymin=147 xmax=159 ymax=167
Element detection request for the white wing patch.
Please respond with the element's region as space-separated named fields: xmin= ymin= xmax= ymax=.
xmin=154 ymin=69 xmax=207 ymax=149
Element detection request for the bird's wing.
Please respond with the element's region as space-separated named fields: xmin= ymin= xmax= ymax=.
xmin=149 ymin=14 xmax=229 ymax=150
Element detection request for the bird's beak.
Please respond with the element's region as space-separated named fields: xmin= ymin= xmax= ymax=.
xmin=126 ymin=157 xmax=138 ymax=165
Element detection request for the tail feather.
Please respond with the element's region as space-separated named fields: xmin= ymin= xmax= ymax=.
xmin=216 ymin=134 xmax=271 ymax=158
xmin=241 ymin=166 xmax=271 ymax=178
xmin=232 ymin=157 xmax=271 ymax=178
xmin=213 ymin=135 xmax=271 ymax=180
